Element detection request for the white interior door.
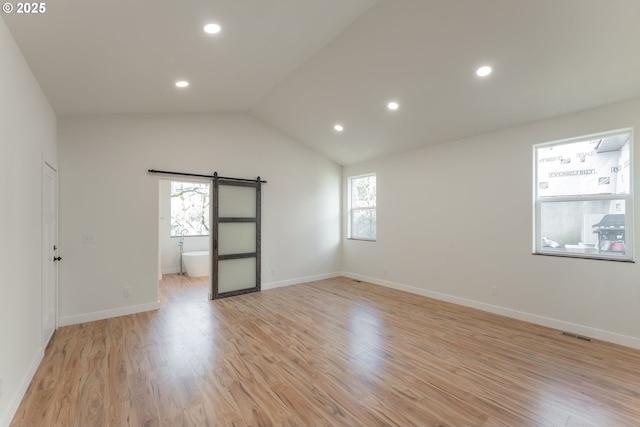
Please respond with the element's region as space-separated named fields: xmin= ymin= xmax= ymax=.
xmin=42 ymin=162 xmax=58 ymax=347
xmin=211 ymin=177 xmax=261 ymax=299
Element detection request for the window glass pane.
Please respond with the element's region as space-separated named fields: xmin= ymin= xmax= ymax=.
xmin=351 ymin=175 xmax=376 ymax=208
xmin=536 ymin=132 xmax=631 ymax=197
xmin=539 ymin=199 xmax=627 ymax=257
xmin=351 ymin=208 xmax=376 ymax=240
xmin=170 ymin=181 xmax=210 ymax=236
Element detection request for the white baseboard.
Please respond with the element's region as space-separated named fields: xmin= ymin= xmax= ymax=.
xmin=0 ymin=348 xmax=44 ymax=427
xmin=263 ymin=272 xmax=342 ymax=290
xmin=59 ymin=272 xmax=341 ymax=327
xmin=342 ymin=272 xmax=640 ymax=351
xmin=58 ymin=301 xmax=161 ymax=327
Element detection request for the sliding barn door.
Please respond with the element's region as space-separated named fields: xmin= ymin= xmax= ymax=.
xmin=211 ymin=176 xmax=261 ymax=299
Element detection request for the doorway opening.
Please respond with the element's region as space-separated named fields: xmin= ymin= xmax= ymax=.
xmin=158 ymin=179 xmax=212 ymax=299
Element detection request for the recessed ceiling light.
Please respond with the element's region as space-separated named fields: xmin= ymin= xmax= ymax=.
xmin=204 ymin=23 xmax=221 ymax=34
xmin=387 ymin=101 xmax=399 ymax=111
xmin=476 ymin=65 xmax=492 ymax=77
xmin=334 ymin=124 xmax=344 ymax=132
xmin=175 ymin=80 xmax=189 ymax=88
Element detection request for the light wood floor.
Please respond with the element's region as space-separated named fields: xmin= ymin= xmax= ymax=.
xmin=11 ymin=275 xmax=640 ymax=426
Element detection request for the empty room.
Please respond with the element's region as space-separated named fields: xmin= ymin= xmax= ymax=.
xmin=2 ymin=1 xmax=640 ymax=426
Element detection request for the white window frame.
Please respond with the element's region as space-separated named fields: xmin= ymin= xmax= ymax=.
xmin=348 ymin=173 xmax=377 ymax=241
xmin=533 ymin=128 xmax=634 ymax=262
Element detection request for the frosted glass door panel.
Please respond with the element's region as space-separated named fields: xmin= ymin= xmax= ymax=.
xmin=219 ymin=186 xmax=256 ymax=217
xmin=219 ymin=258 xmax=256 ymax=293
xmin=218 ymin=223 xmax=256 ymax=255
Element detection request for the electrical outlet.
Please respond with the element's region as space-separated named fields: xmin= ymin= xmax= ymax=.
xmin=82 ymin=234 xmax=96 ymax=244
xmin=490 ymin=286 xmax=498 ymax=296
xmin=383 ymin=266 xmax=388 ymax=275
xmin=271 ymin=267 xmax=277 ymax=276
xmin=124 ymin=287 xmax=131 ymax=297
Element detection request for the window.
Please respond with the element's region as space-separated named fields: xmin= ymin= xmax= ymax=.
xmin=348 ymin=173 xmax=376 ymax=240
xmin=534 ymin=129 xmax=633 ymax=261
xmin=170 ymin=181 xmax=210 ymax=237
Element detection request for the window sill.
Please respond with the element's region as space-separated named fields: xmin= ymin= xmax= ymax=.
xmin=533 ymin=251 xmax=634 ymax=263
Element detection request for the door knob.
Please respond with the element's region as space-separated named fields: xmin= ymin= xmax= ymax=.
xmin=54 ymin=256 xmax=62 ymax=262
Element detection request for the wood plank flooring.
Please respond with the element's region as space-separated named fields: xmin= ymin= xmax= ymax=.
xmin=11 ymin=275 xmax=640 ymax=426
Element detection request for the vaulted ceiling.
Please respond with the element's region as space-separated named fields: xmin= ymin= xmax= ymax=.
xmin=4 ymin=0 xmax=640 ymax=165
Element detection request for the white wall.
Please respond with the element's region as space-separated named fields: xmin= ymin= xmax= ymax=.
xmin=343 ymin=97 xmax=640 ymax=349
xmin=58 ymin=113 xmax=342 ymax=324
xmin=0 ymin=17 xmax=57 ymax=427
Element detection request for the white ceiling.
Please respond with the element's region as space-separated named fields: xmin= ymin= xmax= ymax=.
xmin=4 ymin=0 xmax=640 ymax=165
